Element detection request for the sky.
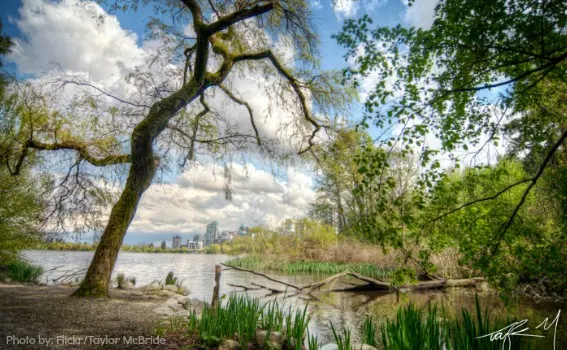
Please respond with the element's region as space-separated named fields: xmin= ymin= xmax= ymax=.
xmin=0 ymin=0 xmax=441 ymax=244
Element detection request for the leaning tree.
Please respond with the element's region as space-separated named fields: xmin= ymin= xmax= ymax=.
xmin=4 ymin=0 xmax=350 ymax=297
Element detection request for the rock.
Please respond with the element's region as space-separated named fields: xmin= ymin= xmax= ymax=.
xmin=153 ymin=306 xmax=174 ymax=316
xmin=165 ymin=298 xmax=179 ymax=306
xmin=174 ymin=310 xmax=190 ymax=317
xmin=163 ymin=284 xmax=179 ymax=293
xmin=181 ymin=286 xmax=191 ymax=296
xmin=170 ymin=303 xmax=184 ymax=312
xmin=186 ymin=298 xmax=207 ymax=313
xmin=122 ymin=281 xmax=135 ymax=290
xmin=352 ymin=344 xmax=378 ymax=350
xmin=2 ymin=277 xmax=12 ymax=283
xmin=320 ymin=344 xmax=339 ymax=350
xmin=256 ymin=330 xmax=283 ymax=346
xmin=144 ymin=281 xmax=162 ymax=290
xmin=476 ymin=281 xmax=489 ymax=292
xmin=256 ymin=330 xmax=267 ymax=346
xmin=218 ymin=339 xmax=240 ymax=350
xmin=174 ymin=294 xmax=188 ymax=303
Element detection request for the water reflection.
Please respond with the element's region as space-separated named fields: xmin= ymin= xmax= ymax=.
xmin=23 ymin=250 xmax=566 ymax=347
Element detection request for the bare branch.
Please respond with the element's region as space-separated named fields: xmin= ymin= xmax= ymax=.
xmin=9 ymin=139 xmax=131 ymax=175
xmin=218 ymin=84 xmax=262 ymax=146
xmin=233 ymin=50 xmax=322 ymax=154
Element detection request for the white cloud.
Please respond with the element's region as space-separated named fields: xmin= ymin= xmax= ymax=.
xmin=10 ymin=0 xmax=144 ymax=80
xmin=400 ymin=0 xmax=439 ymax=29
xmin=333 ymin=0 xmax=360 ymax=19
xmin=129 ymin=164 xmax=316 ymax=234
xmin=312 ymin=0 xmax=323 ymax=10
xmin=332 ymin=0 xmax=387 ymax=19
xmin=9 ymin=0 xmax=322 ymax=235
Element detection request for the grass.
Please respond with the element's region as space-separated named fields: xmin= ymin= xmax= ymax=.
xmin=361 ymin=316 xmax=378 ymax=347
xmin=227 ymin=256 xmax=392 ymax=280
xmin=183 ymin=295 xmax=310 ymax=349
xmin=376 ymin=296 xmax=530 ymax=350
xmin=159 ymin=293 xmax=529 ymax=350
xmin=0 ymin=259 xmax=43 ymax=283
xmin=114 ymin=273 xmax=136 ymax=289
xmin=331 ymin=322 xmax=352 ymax=350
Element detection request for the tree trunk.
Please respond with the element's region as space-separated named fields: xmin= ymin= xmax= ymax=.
xmin=72 ymin=128 xmax=158 ymax=297
xmin=72 ymin=89 xmax=199 ymax=297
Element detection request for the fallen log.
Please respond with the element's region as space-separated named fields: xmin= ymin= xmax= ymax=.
xmin=228 ymin=283 xmax=262 ymax=291
xmin=221 ymin=263 xmax=299 ymax=290
xmin=222 ymin=263 xmax=484 ymax=295
xmin=251 ymin=282 xmax=286 ymax=294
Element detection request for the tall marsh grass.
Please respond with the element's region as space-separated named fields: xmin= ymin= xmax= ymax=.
xmin=227 ymin=256 xmax=392 ymax=280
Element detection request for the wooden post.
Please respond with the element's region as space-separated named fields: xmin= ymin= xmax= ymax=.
xmin=211 ymin=264 xmax=221 ymax=309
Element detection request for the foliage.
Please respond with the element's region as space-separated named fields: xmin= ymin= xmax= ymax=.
xmin=165 ymin=271 xmax=178 ymax=285
xmin=0 ymin=259 xmax=44 ymax=283
xmin=329 ymin=0 xmax=567 ymax=293
xmin=184 ymin=294 xmax=309 ymax=349
xmin=377 ymin=296 xmax=528 ymax=350
xmin=225 ymin=220 xmax=338 ymax=258
xmin=427 ymin=159 xmax=567 ymax=293
xmin=310 ymin=129 xmax=421 ymax=246
xmin=204 ymin=243 xmax=222 ymax=254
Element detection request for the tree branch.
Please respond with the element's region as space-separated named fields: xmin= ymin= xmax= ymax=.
xmin=487 ymin=128 xmax=567 ymax=260
xmin=218 ymin=84 xmax=262 ymax=146
xmin=9 ymin=139 xmax=131 ymax=175
xmin=234 ymin=50 xmax=321 ymax=154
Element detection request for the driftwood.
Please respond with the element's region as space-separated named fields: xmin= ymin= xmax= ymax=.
xmin=223 ymin=263 xmax=485 ymax=295
xmin=227 ymin=283 xmax=262 ymax=291
xmin=221 ymin=264 xmax=299 ymax=290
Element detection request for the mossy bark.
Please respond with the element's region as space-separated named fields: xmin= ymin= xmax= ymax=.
xmin=73 ymin=84 xmax=202 ymax=298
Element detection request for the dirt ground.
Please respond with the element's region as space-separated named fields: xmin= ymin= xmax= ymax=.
xmin=0 ymin=284 xmax=181 ymax=349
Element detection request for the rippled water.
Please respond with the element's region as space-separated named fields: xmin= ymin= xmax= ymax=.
xmin=23 ymin=250 xmax=567 ymax=347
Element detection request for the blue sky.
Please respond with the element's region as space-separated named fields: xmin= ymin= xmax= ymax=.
xmin=0 ymin=0 xmax=439 ymax=244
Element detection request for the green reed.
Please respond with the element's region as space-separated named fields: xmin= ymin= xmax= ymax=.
xmin=2 ymin=259 xmax=43 ymax=282
xmin=226 ymin=256 xmax=392 ymax=280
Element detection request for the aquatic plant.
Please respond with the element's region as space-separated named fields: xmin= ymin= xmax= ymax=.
xmin=331 ymin=322 xmax=352 ymax=350
xmin=307 ymin=332 xmax=319 ymax=350
xmin=226 ymin=256 xmax=392 ymax=280
xmin=285 ymin=305 xmax=310 ymax=350
xmin=1 ymin=259 xmax=43 ymax=282
xmin=360 ymin=316 xmax=378 ymax=347
xmin=379 ymin=296 xmax=528 ymax=350
xmin=165 ymin=271 xmax=177 ymax=285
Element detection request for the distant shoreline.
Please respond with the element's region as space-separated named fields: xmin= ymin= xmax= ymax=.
xmin=32 ymin=244 xmax=210 ymax=254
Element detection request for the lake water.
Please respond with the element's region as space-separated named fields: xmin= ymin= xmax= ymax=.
xmin=23 ymin=250 xmax=567 ymax=347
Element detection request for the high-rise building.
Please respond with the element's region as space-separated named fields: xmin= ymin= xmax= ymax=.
xmin=205 ymin=221 xmax=218 ymax=246
xmin=172 ymin=235 xmax=182 ymax=249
